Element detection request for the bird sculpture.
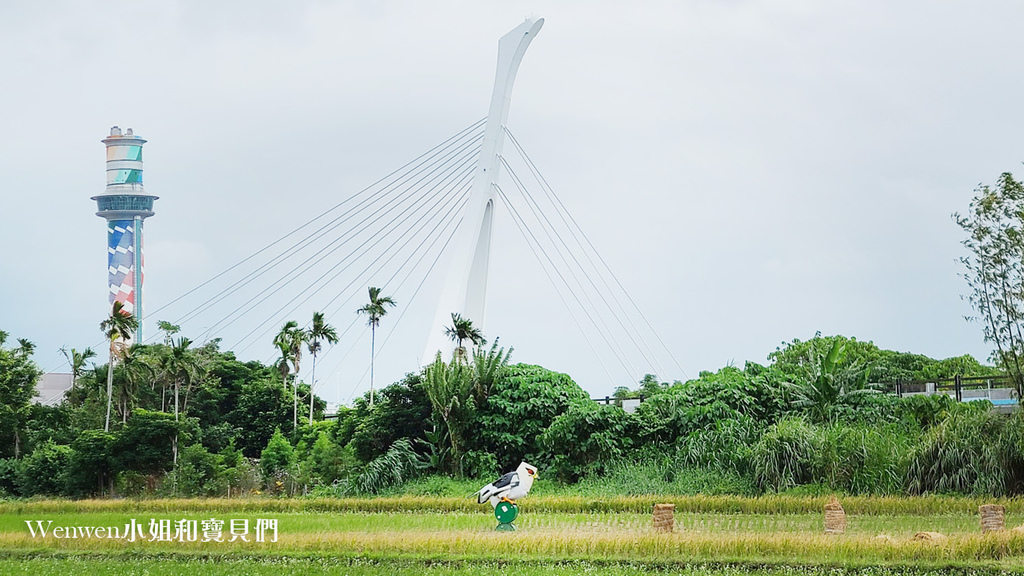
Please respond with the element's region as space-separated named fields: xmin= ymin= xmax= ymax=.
xmin=477 ymin=461 xmax=538 ymax=507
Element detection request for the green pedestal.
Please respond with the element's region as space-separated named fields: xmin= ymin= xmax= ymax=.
xmin=494 ymin=500 xmax=518 ymax=531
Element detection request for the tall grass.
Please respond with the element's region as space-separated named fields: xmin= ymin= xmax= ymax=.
xmin=4 ymin=494 xmax=1024 ymax=516
xmin=6 ymin=528 xmax=1024 ymax=567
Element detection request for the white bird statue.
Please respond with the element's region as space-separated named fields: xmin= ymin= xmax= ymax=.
xmin=476 ymin=462 xmax=538 ymax=507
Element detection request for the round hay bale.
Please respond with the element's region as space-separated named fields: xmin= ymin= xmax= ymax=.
xmin=913 ymin=531 xmax=947 ymax=542
xmin=824 ymin=496 xmax=846 ymax=534
xmin=980 ymin=504 xmax=1006 ymax=533
xmin=652 ymin=503 xmax=675 ymax=533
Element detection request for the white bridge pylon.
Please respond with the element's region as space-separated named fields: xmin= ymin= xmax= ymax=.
xmin=422 ymin=18 xmax=544 ymax=362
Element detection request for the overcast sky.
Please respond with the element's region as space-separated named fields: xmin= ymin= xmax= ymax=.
xmin=3 ymin=1 xmax=1023 ymax=404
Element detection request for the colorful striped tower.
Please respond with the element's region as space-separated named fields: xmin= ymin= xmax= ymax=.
xmin=92 ymin=126 xmax=158 ymax=341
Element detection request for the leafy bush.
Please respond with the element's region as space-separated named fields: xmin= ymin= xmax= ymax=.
xmin=676 ymin=415 xmax=761 ymax=476
xmin=906 ymin=403 xmax=1009 ymax=495
xmin=259 ymin=428 xmax=294 ymax=481
xmin=814 ymin=424 xmax=910 ymax=495
xmin=167 ymin=443 xmax=227 ymax=497
xmin=0 ymin=458 xmax=20 ymax=497
xmin=752 ymin=417 xmax=820 ymax=492
xmin=17 ymin=440 xmax=72 ymax=497
xmin=338 ymin=438 xmax=425 ymax=495
xmin=472 ymin=363 xmax=587 ymax=470
xmin=65 ymin=430 xmax=115 ymax=497
xmin=539 ymin=401 xmax=637 ymax=482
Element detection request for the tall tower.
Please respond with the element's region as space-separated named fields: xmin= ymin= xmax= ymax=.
xmin=92 ymin=126 xmax=158 ymax=340
xmin=423 ymin=19 xmax=543 ymax=362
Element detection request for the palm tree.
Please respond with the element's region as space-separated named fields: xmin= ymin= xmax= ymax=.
xmin=99 ymin=300 xmax=138 ymax=432
xmin=356 ymin=287 xmax=396 ymax=406
xmin=273 ymin=321 xmax=305 ymax=429
xmin=306 ymin=311 xmax=338 ymax=423
xmin=117 ymin=345 xmax=154 ymax=424
xmin=158 ymin=337 xmax=201 ymax=466
xmin=60 ymin=346 xmax=96 ymax=390
xmin=444 ymin=313 xmax=486 ymax=362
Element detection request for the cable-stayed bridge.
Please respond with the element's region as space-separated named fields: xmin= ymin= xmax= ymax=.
xmin=140 ymin=19 xmax=685 ymax=404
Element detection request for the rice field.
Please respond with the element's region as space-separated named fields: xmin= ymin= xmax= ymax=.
xmin=3 ymin=497 xmax=1024 ymax=574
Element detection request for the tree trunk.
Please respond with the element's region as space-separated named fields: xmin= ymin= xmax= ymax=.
xmin=309 ymin=353 xmax=317 ymax=423
xmin=370 ymin=326 xmax=376 ymax=407
xmin=105 ymin=357 xmax=114 ymax=432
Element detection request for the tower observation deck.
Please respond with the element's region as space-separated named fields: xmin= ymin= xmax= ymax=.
xmin=92 ymin=126 xmax=158 ymax=340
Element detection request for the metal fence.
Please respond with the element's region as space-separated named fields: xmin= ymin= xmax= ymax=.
xmin=592 ymin=375 xmax=1020 ymax=410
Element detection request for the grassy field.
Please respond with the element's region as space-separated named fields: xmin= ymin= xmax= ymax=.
xmin=3 ymin=496 xmax=1024 ymax=575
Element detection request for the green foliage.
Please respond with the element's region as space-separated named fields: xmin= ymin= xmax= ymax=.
xmin=65 ymin=430 xmax=116 ymax=497
xmin=540 ymin=401 xmax=637 ymax=482
xmin=752 ymin=417 xmax=819 ymax=492
xmin=905 ymin=403 xmax=1022 ymax=495
xmin=339 ymin=438 xmax=425 ymax=495
xmin=814 ymin=423 xmax=911 ymax=495
xmin=114 ymin=409 xmax=198 ymax=476
xmin=350 ymin=372 xmax=432 ymax=463
xmin=0 ymin=335 xmax=41 ymax=458
xmin=229 ymin=379 xmax=294 ymax=457
xmin=260 ymin=428 xmax=294 ymax=480
xmin=577 ymin=456 xmax=757 ymax=496
xmin=302 ymin=429 xmax=351 ymax=486
xmin=955 ymin=171 xmax=1024 ymax=397
xmin=781 ymin=338 xmax=877 ymax=422
xmin=894 ymin=393 xmax=956 ymax=429
xmin=16 ymin=440 xmax=71 ymax=497
xmin=676 ymin=416 xmax=761 ymax=477
xmin=0 ymin=458 xmax=18 ymax=496
xmin=916 ymin=354 xmax=1001 ymax=380
xmin=169 ymin=443 xmax=227 ymax=497
xmin=472 ymin=363 xmax=587 ymax=469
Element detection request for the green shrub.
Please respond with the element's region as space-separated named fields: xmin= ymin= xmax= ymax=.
xmin=906 ymin=403 xmax=1007 ymax=495
xmin=676 ymin=416 xmax=760 ymax=476
xmin=167 ymin=443 xmax=227 ymax=497
xmin=752 ymin=417 xmax=819 ymax=492
xmin=17 ymin=440 xmax=71 ymax=497
xmin=338 ymin=438 xmax=425 ymax=496
xmin=0 ymin=458 xmax=21 ymax=497
xmin=259 ymin=428 xmax=294 ymax=480
xmin=814 ymin=424 xmax=910 ymax=495
xmin=539 ymin=401 xmax=637 ymax=482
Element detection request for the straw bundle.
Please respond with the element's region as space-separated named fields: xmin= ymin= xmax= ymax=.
xmin=652 ymin=503 xmax=675 ymax=533
xmin=980 ymin=504 xmax=1005 ymax=533
xmin=824 ymin=496 xmax=846 ymax=534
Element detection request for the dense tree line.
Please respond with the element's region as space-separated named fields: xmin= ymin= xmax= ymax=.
xmin=0 ymin=324 xmax=1020 ymax=499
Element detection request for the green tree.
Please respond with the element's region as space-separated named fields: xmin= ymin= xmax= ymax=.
xmin=66 ymin=430 xmax=116 ymax=497
xmin=356 ymin=287 xmax=396 ymax=406
xmin=444 ymin=313 xmax=486 ymax=362
xmin=115 ymin=346 xmax=155 ymax=424
xmin=955 ymin=171 xmax=1024 ymax=399
xmin=273 ymin=321 xmax=305 ymax=429
xmin=157 ymin=337 xmax=202 ymax=464
xmin=539 ymin=401 xmax=638 ymax=482
xmin=349 ymin=372 xmax=432 ymax=463
xmin=113 ymin=409 xmax=197 ymax=481
xmin=60 ymin=346 xmax=96 ymax=391
xmin=423 ymin=352 xmax=474 ymax=477
xmin=472 ymin=363 xmax=586 ymax=469
xmin=305 ymin=311 xmax=337 ymax=423
xmin=99 ymin=301 xmax=138 ymax=432
xmin=260 ymin=428 xmax=294 ymax=491
xmin=783 ymin=338 xmax=875 ymax=423
xmin=0 ymin=332 xmax=41 ymax=458
xmin=16 ymin=440 xmax=72 ymax=497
